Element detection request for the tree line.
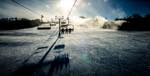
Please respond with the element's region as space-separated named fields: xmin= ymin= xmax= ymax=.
xmin=115 ymin=13 xmax=150 ymax=31
xmin=0 ymin=18 xmax=41 ymax=30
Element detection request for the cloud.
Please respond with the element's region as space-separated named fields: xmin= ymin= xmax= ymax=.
xmin=0 ymin=2 xmax=37 ymax=19
xmin=71 ymin=16 xmax=108 ymax=28
xmin=104 ymin=0 xmax=108 ymax=2
xmin=103 ymin=20 xmax=126 ymax=29
xmin=0 ymin=0 xmax=127 ymax=21
xmin=111 ymin=8 xmax=126 ymax=18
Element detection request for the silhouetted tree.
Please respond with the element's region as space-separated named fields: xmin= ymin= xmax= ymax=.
xmin=0 ymin=17 xmax=40 ymax=30
xmin=117 ymin=13 xmax=150 ymax=31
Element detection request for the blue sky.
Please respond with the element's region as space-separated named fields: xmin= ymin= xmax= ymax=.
xmin=0 ymin=0 xmax=150 ymax=20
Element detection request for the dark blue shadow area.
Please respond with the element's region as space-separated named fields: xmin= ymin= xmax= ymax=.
xmin=0 ymin=32 xmax=43 ymax=36
xmin=13 ymin=53 xmax=70 ymax=76
xmin=23 ymin=46 xmax=49 ymax=64
xmin=36 ymin=46 xmax=48 ymax=50
xmin=48 ymin=53 xmax=69 ymax=76
xmin=12 ymin=38 xmax=70 ymax=76
xmin=12 ymin=60 xmax=52 ymax=76
xmin=0 ymin=41 xmax=32 ymax=47
xmin=54 ymin=44 xmax=65 ymax=50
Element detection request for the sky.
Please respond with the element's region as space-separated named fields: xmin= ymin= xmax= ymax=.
xmin=0 ymin=0 xmax=150 ymax=20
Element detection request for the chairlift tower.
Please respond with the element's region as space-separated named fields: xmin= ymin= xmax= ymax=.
xmin=41 ymin=15 xmax=44 ymax=22
xmin=55 ymin=16 xmax=64 ymax=38
xmin=67 ymin=17 xmax=70 ymax=26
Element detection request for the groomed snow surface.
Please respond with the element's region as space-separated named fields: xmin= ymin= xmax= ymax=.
xmin=0 ymin=24 xmax=150 ymax=76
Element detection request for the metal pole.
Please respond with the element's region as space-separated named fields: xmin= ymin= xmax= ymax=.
xmin=67 ymin=17 xmax=69 ymax=26
xmin=58 ymin=18 xmax=61 ymax=38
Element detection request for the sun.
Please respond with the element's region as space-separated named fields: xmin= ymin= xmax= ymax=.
xmin=60 ymin=0 xmax=74 ymax=11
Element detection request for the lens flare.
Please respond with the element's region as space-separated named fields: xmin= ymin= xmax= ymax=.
xmin=60 ymin=0 xmax=74 ymax=12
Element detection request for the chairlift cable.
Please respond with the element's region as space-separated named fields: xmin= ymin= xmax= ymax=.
xmin=67 ymin=0 xmax=78 ymax=18
xmin=11 ymin=0 xmax=41 ymax=16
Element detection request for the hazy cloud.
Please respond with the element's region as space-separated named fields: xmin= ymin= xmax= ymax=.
xmin=111 ymin=8 xmax=127 ymax=18
xmin=104 ymin=0 xmax=108 ymax=2
xmin=0 ymin=0 xmax=149 ymax=20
